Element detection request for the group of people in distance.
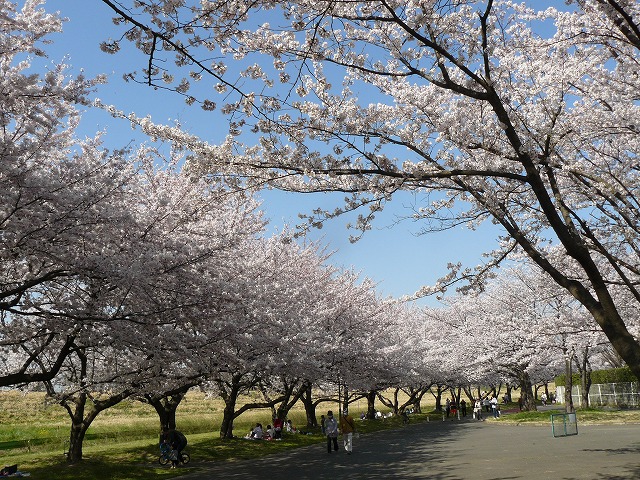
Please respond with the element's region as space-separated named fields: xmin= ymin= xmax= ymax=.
xmin=246 ymin=418 xmax=297 ymax=440
xmin=244 ymin=409 xmax=359 ymax=455
xmin=472 ymin=394 xmax=503 ymax=420
xmin=443 ymin=394 xmax=503 ymax=421
xmin=244 ymin=409 xmax=359 ymax=454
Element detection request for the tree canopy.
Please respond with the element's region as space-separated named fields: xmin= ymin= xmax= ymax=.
xmin=2 ymin=0 xmax=640 ymax=462
xmin=94 ymin=0 xmax=640 ymax=378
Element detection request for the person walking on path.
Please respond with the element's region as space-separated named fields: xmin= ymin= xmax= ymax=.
xmin=473 ymin=399 xmax=482 ymax=420
xmin=325 ymin=410 xmax=339 ymax=453
xmin=339 ymin=409 xmax=357 ymax=454
xmin=490 ymin=396 xmax=499 ymax=418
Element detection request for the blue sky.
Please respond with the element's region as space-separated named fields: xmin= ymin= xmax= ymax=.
xmin=42 ymin=0 xmax=504 ymax=306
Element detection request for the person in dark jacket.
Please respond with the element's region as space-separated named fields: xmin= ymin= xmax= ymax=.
xmin=161 ymin=428 xmax=188 ymax=468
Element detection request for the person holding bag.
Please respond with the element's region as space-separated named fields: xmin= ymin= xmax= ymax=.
xmin=339 ymin=409 xmax=357 ymax=454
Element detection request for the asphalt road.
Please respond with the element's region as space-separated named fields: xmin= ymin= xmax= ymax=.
xmin=178 ymin=416 xmax=640 ymax=480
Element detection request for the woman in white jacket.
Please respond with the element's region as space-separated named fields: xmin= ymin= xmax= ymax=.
xmin=324 ymin=411 xmax=339 ymax=453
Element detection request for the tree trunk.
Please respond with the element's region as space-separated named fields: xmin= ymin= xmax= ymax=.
xmin=407 ymin=385 xmax=431 ymax=414
xmin=67 ymin=420 xmax=89 ymax=465
xmin=376 ymin=388 xmax=400 ymax=415
xmin=47 ymin=349 xmax=133 ymax=464
xmin=432 ymin=384 xmax=445 ymax=411
xmin=462 ymin=385 xmax=476 ymax=404
xmin=505 ymin=384 xmax=513 ymax=403
xmin=273 ymin=382 xmax=297 ymax=421
xmin=580 ymin=367 xmax=591 ymax=408
xmin=580 ymin=371 xmax=591 ymax=408
xmin=366 ymin=390 xmax=376 ymax=419
xmin=564 ymin=353 xmax=575 ymax=413
xmin=63 ymin=391 xmax=124 ymax=464
xmin=145 ymin=391 xmax=187 ymax=431
xmin=517 ymin=371 xmax=537 ymax=411
xmin=66 ymin=392 xmax=88 ymax=464
xmin=412 ymin=396 xmax=422 ymax=414
xmin=574 ymin=346 xmax=592 ymax=408
xmin=260 ymin=378 xmax=302 ymax=422
xmin=338 ymin=384 xmax=349 ymax=414
xmin=300 ymin=383 xmax=317 ymax=428
xmin=450 ymin=387 xmax=461 ymax=406
xmin=218 ymin=378 xmax=241 ymax=439
xmin=219 ymin=396 xmax=238 ymax=439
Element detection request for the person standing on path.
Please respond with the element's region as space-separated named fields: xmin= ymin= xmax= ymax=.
xmin=339 ymin=409 xmax=356 ymax=454
xmin=325 ymin=410 xmax=339 ymax=453
xmin=473 ymin=399 xmax=482 ymax=420
xmin=490 ymin=396 xmax=499 ymax=418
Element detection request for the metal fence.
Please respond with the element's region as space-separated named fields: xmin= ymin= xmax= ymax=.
xmin=555 ymin=382 xmax=640 ymax=407
xmin=551 ymin=412 xmax=578 ymax=437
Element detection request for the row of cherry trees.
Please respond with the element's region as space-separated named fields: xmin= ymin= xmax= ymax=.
xmin=1 ymin=0 xmax=634 ymax=466
xmin=0 ymin=1 xmax=410 ymax=463
xmin=424 ymin=262 xmax=630 ymax=412
xmin=91 ymin=0 xmax=640 ymax=381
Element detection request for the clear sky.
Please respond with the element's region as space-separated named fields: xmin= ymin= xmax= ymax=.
xmin=42 ymin=0 xmax=504 ymax=306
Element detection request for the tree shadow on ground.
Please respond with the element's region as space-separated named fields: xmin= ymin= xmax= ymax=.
xmin=178 ymin=420 xmax=640 ymax=480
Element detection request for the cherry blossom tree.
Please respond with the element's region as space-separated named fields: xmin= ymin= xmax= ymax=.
xmin=0 ymin=0 xmax=273 ymax=397
xmin=95 ymin=0 xmax=640 ymax=378
xmin=42 ymin=340 xmax=150 ymax=464
xmin=0 ymin=0 xmax=124 ymax=386
xmin=365 ymin=306 xmax=439 ymax=417
xmin=427 ymin=279 xmax=551 ymax=411
xmin=426 ymin=262 xmax=617 ymax=411
xmin=202 ymin=229 xmax=398 ymax=437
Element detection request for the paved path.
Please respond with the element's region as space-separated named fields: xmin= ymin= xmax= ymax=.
xmin=179 ymin=417 xmax=640 ymax=480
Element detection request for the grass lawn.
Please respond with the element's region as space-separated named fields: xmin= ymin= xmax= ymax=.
xmin=0 ymin=391 xmax=438 ymax=479
xmin=497 ymin=404 xmax=640 ymax=425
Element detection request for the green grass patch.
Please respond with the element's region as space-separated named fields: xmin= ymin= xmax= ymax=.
xmin=497 ymin=405 xmax=640 ymax=425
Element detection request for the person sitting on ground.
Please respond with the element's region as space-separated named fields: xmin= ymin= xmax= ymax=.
xmin=285 ymin=419 xmax=297 ymax=433
xmin=249 ymin=423 xmax=263 ymax=439
xmin=265 ymin=424 xmax=275 ymax=440
xmin=273 ymin=418 xmax=284 ymax=439
xmin=0 ymin=465 xmax=18 ymax=476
